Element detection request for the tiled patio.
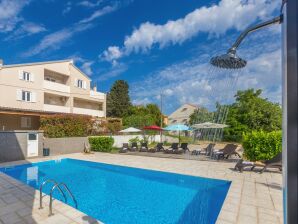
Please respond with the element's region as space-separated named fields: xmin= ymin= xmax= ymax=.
xmin=0 ymin=153 xmax=283 ymax=224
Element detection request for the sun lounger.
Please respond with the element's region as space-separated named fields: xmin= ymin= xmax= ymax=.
xmin=164 ymin=143 xmax=179 ymax=154
xmin=179 ymin=143 xmax=189 ymax=153
xmin=130 ymin=142 xmax=138 ymax=152
xmin=234 ymin=159 xmax=255 ymax=172
xmin=251 ymin=152 xmax=282 ymax=173
xmin=198 ymin=143 xmax=216 ymax=156
xmin=139 ymin=142 xmax=148 ymax=152
xmin=213 ymin=144 xmax=240 ymax=159
xmin=119 ymin=143 xmax=129 ymax=153
xmin=148 ymin=143 xmax=164 ymax=153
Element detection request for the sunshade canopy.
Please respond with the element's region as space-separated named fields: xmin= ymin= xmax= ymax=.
xmin=192 ymin=122 xmax=229 ymax=129
xmin=163 ymin=124 xmax=191 ymax=131
xmin=119 ymin=127 xmax=142 ymax=133
xmin=143 ymin=125 xmax=163 ymax=131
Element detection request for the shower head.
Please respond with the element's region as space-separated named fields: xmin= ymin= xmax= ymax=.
xmin=210 ymin=15 xmax=282 ymax=69
xmin=210 ymin=50 xmax=247 ymax=69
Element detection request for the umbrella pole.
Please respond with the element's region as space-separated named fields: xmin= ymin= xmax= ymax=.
xmin=179 ymin=130 xmax=180 ymax=144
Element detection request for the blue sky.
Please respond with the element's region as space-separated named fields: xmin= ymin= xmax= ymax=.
xmin=0 ymin=0 xmax=281 ymax=114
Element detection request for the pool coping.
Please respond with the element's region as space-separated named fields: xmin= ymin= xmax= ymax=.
xmin=0 ymin=153 xmax=283 ymax=224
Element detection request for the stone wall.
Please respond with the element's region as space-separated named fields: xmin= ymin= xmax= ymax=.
xmin=43 ymin=137 xmax=88 ymax=156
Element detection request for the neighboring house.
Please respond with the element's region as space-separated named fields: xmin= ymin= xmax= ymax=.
xmin=168 ymin=103 xmax=197 ymax=125
xmin=0 ymin=59 xmax=106 ymax=131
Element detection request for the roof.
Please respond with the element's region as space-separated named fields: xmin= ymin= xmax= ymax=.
xmin=1 ymin=59 xmax=91 ymax=81
xmin=1 ymin=59 xmax=72 ymax=68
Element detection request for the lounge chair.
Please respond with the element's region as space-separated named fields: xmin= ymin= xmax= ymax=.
xmin=164 ymin=143 xmax=179 ymax=154
xmin=179 ymin=143 xmax=189 ymax=153
xmin=119 ymin=143 xmax=129 ymax=153
xmin=130 ymin=142 xmax=138 ymax=151
xmin=148 ymin=143 xmax=164 ymax=153
xmin=234 ymin=159 xmax=255 ymax=172
xmin=213 ymin=144 xmax=240 ymax=159
xmin=197 ymin=143 xmax=216 ymax=156
xmin=251 ymin=152 xmax=282 ymax=173
xmin=139 ymin=142 xmax=148 ymax=152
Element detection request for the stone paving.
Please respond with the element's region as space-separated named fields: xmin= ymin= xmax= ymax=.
xmin=0 ymin=153 xmax=283 ymax=224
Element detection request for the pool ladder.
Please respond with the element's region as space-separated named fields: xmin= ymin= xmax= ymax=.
xmin=39 ymin=179 xmax=78 ymax=216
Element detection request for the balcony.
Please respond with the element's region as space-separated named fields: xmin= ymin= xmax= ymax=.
xmin=43 ymin=80 xmax=70 ymax=93
xmin=90 ymin=90 xmax=105 ymax=100
xmin=44 ymin=104 xmax=70 ymax=113
xmin=73 ymin=107 xmax=104 ymax=117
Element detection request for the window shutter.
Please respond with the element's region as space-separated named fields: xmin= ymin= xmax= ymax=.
xmin=31 ymin=92 xmax=37 ymax=102
xmin=30 ymin=73 xmax=34 ymax=82
xmin=83 ymin=81 xmax=87 ymax=89
xmin=21 ymin=117 xmax=27 ymax=128
xmin=74 ymin=78 xmax=78 ymax=87
xmin=18 ymin=71 xmax=23 ymax=80
xmin=16 ymin=89 xmax=22 ymax=101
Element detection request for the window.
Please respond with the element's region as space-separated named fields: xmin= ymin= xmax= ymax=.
xmin=22 ymin=91 xmax=31 ymax=102
xmin=19 ymin=71 xmax=34 ymax=82
xmin=77 ymin=79 xmax=83 ymax=88
xmin=21 ymin=117 xmax=31 ymax=128
xmin=181 ymin=108 xmax=187 ymax=112
xmin=16 ymin=90 xmax=36 ymax=102
xmin=75 ymin=79 xmax=87 ymax=89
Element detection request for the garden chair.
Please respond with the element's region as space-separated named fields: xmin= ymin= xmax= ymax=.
xmin=130 ymin=142 xmax=138 ymax=151
xmin=251 ymin=152 xmax=282 ymax=173
xmin=148 ymin=143 xmax=164 ymax=153
xmin=179 ymin=143 xmax=190 ymax=153
xmin=213 ymin=144 xmax=240 ymax=160
xmin=119 ymin=143 xmax=129 ymax=153
xmin=139 ymin=142 xmax=148 ymax=152
xmin=164 ymin=143 xmax=179 ymax=154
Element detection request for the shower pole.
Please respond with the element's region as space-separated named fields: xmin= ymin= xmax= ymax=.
xmin=282 ymin=1 xmax=298 ymax=224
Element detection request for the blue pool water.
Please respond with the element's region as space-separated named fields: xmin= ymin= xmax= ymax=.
xmin=0 ymin=159 xmax=230 ymax=224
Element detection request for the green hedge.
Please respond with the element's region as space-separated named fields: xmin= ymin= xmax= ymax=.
xmin=88 ymin=136 xmax=114 ymax=152
xmin=40 ymin=115 xmax=92 ymax=138
xmin=242 ymin=130 xmax=282 ymax=161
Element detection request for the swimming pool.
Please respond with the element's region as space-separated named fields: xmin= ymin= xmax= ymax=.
xmin=0 ymin=158 xmax=230 ymax=224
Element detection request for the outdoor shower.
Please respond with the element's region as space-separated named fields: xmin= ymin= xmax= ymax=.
xmin=210 ymin=15 xmax=283 ymax=69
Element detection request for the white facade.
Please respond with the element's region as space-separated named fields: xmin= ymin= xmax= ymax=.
xmin=0 ymin=59 xmax=106 ymax=117
xmin=168 ymin=103 xmax=197 ymax=125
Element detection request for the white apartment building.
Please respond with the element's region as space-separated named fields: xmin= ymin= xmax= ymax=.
xmin=168 ymin=103 xmax=197 ymax=125
xmin=0 ymin=59 xmax=106 ymax=130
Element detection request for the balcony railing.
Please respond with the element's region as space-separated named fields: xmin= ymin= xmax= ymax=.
xmin=43 ymin=80 xmax=70 ymax=93
xmin=44 ymin=104 xmax=70 ymax=113
xmin=73 ymin=107 xmax=104 ymax=117
xmin=90 ymin=90 xmax=105 ymax=100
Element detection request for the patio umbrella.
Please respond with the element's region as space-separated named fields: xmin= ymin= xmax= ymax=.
xmin=163 ymin=124 xmax=191 ymax=144
xmin=143 ymin=125 xmax=163 ymax=143
xmin=143 ymin=125 xmax=163 ymax=131
xmin=192 ymin=122 xmax=229 ymax=129
xmin=119 ymin=127 xmax=142 ymax=133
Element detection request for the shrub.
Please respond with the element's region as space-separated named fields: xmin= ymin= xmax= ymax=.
xmin=88 ymin=136 xmax=114 ymax=152
xmin=40 ymin=115 xmax=93 ymax=138
xmin=242 ymin=130 xmax=282 ymax=161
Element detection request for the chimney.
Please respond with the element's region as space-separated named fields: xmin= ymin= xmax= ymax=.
xmin=93 ymin=85 xmax=97 ymax=91
xmin=0 ymin=59 xmax=3 ymax=67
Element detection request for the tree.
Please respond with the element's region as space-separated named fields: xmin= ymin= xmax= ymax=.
xmin=189 ymin=107 xmax=213 ymax=125
xmin=106 ymin=80 xmax=131 ymax=117
xmin=223 ymin=89 xmax=282 ymax=141
xmin=123 ymin=104 xmax=162 ymax=128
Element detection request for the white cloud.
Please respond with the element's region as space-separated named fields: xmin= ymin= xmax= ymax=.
xmin=102 ymin=0 xmax=279 ymax=63
xmin=23 ymin=3 xmax=118 ymax=57
xmin=81 ymin=61 xmax=94 ymax=76
xmin=101 ymin=46 xmax=123 ymax=65
xmin=78 ymin=5 xmax=117 ymax=24
xmin=77 ymin=0 xmax=102 ymax=8
xmin=62 ymin=2 xmax=72 ymax=15
xmin=0 ymin=0 xmax=29 ymax=32
xmin=5 ymin=22 xmax=46 ymax=40
xmin=96 ymin=63 xmax=127 ymax=81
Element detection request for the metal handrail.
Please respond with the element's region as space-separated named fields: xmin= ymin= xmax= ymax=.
xmin=39 ymin=179 xmax=66 ymax=209
xmin=49 ymin=182 xmax=78 ymax=216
